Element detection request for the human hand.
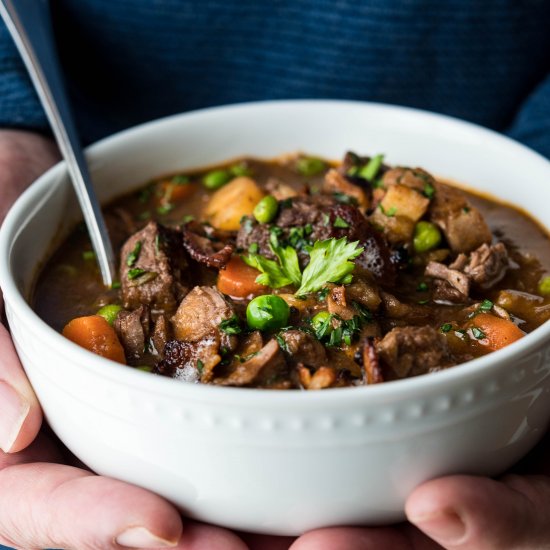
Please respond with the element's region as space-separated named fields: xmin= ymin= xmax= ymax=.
xmin=289 ymin=430 xmax=550 ymax=550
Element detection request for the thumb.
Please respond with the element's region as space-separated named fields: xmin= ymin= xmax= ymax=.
xmin=0 ymin=323 xmax=42 ymax=453
xmin=405 ymin=474 xmax=550 ymax=549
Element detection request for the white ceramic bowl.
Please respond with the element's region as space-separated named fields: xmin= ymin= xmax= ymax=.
xmin=1 ymin=100 xmax=550 ymax=536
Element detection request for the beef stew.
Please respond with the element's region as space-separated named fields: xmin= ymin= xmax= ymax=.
xmin=33 ymin=152 xmax=550 ymax=389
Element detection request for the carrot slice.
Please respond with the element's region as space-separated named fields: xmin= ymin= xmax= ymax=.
xmin=62 ymin=315 xmax=126 ymax=364
xmin=467 ymin=313 xmax=524 ymax=352
xmin=158 ymin=181 xmax=197 ymax=205
xmin=217 ymin=256 xmax=267 ymax=298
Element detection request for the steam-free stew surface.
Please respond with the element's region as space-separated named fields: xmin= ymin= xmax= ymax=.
xmin=33 ymin=153 xmax=550 ymax=389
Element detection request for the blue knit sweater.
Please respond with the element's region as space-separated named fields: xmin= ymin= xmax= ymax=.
xmin=0 ymin=1 xmax=548 ymax=157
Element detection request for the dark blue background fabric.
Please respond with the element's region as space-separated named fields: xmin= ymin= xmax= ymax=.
xmin=0 ymin=0 xmax=548 ymax=157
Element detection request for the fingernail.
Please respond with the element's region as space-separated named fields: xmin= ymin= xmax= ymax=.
xmin=409 ymin=508 xmax=466 ymax=545
xmin=0 ymin=380 xmax=30 ymax=453
xmin=115 ymin=526 xmax=178 ymax=548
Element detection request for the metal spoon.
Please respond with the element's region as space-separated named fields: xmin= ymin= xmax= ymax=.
xmin=0 ymin=0 xmax=116 ymax=286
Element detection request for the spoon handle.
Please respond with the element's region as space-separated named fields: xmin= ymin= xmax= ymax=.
xmin=0 ymin=0 xmax=117 ymax=287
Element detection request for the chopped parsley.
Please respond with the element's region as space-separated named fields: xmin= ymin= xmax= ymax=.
xmin=171 ymin=174 xmax=190 ymax=185
xmin=82 ymin=250 xmax=95 ymax=261
xmin=358 ymin=154 xmax=384 ymax=181
xmin=127 ymin=268 xmax=147 ymax=280
xmin=423 ymin=182 xmax=435 ymax=199
xmin=296 ymin=237 xmax=363 ymax=295
xmin=333 ymin=216 xmax=350 ymax=229
xmin=157 ymin=203 xmax=174 ymax=215
xmin=182 ymin=214 xmax=195 ymax=224
xmin=111 ymin=280 xmax=121 ymax=289
xmin=333 ymin=192 xmax=358 ymax=205
xmin=417 ymin=281 xmax=429 ymax=292
xmin=479 ymin=299 xmax=493 ymax=313
xmin=219 ymin=314 xmax=243 ymax=335
xmin=472 ymin=327 xmax=486 ymax=340
xmin=126 ymin=241 xmax=142 ymax=267
xmin=244 ymin=237 xmax=363 ymax=296
xmin=248 ymin=242 xmax=259 ymax=254
xmin=378 ymin=204 xmax=397 ymax=217
xmin=440 ymin=323 xmax=453 ymax=333
xmin=197 ymin=359 xmax=204 ymax=374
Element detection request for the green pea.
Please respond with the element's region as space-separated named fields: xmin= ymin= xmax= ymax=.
xmin=202 ymin=169 xmax=232 ymax=190
xmin=296 ymin=157 xmax=326 ymax=177
xmin=311 ymin=311 xmax=333 ymax=338
xmin=97 ymin=304 xmax=123 ymax=325
xmin=253 ymin=195 xmax=278 ymax=224
xmin=538 ymin=276 xmax=550 ymax=295
xmin=246 ymin=295 xmax=290 ymax=331
xmin=413 ymin=221 xmax=442 ymax=253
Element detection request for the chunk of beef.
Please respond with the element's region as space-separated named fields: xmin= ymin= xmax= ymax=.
xmin=346 ymin=279 xmax=382 ymax=311
xmin=236 ymin=195 xmax=396 ymax=284
xmin=425 ymin=261 xmax=471 ymax=297
xmin=171 ymin=286 xmax=235 ymax=342
xmin=182 ymin=220 xmax=234 ymax=269
xmin=380 ymin=291 xmax=430 ymax=321
xmin=327 ymin=285 xmax=355 ymax=320
xmin=431 ymin=279 xmax=470 ymax=304
xmin=297 ymin=364 xmax=337 ymax=390
xmin=450 ymin=242 xmax=510 ymax=289
xmin=265 ymin=177 xmax=302 ymax=200
xmin=120 ymin=221 xmax=189 ymax=314
xmin=216 ymin=339 xmax=288 ymax=387
xmin=381 ymin=167 xmax=435 ymax=193
xmin=277 ymin=329 xmax=327 ymax=367
xmin=114 ymin=305 xmax=150 ymax=361
xmin=376 ymin=326 xmax=449 ymax=378
xmin=156 ymin=338 xmax=220 ymax=383
xmin=429 ymin=182 xmax=492 ymax=253
xmin=151 ymin=314 xmax=170 ymax=355
xmin=361 ymin=337 xmax=384 ymax=384
xmin=426 ymin=243 xmax=510 ymax=302
xmin=323 ymin=169 xmax=369 ymax=210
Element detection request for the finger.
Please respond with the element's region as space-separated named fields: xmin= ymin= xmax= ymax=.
xmin=0 ymin=323 xmax=42 ymax=453
xmin=0 ymin=462 xmax=183 ymax=549
xmin=176 ymin=522 xmax=248 ymax=550
xmin=406 ymin=474 xmax=550 ymax=549
xmin=0 ymin=429 xmax=65 ymax=471
xmin=289 ymin=526 xmax=416 ymax=550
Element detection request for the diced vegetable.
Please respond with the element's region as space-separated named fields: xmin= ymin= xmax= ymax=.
xmin=158 ymin=179 xmax=196 ymax=206
xmin=246 ymin=295 xmax=290 ymax=331
xmin=204 ymin=176 xmax=265 ymax=230
xmin=217 ymin=256 xmax=268 ymax=298
xmin=62 ymin=315 xmax=126 ymax=363
xmin=253 ymin=195 xmax=279 ymax=224
xmin=414 ymin=221 xmax=442 ymax=253
xmin=466 ymin=313 xmax=524 ymax=352
xmin=96 ymin=304 xmax=123 ymax=325
xmin=380 ymin=184 xmax=429 ymax=223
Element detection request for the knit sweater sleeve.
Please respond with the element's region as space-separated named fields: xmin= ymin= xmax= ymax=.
xmin=0 ymin=22 xmax=48 ymax=133
xmin=506 ymin=72 xmax=550 ymax=160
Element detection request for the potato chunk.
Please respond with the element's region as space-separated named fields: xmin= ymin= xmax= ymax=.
xmin=204 ymin=176 xmax=265 ymax=230
xmin=380 ymin=184 xmax=430 ymax=223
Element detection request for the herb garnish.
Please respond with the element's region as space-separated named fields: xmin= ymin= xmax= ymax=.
xmin=219 ymin=314 xmax=243 ymax=335
xmin=128 ymin=268 xmax=147 ymax=279
xmin=423 ymin=182 xmax=435 ymax=199
xmin=197 ymin=359 xmax=204 ymax=374
xmin=126 ymin=241 xmax=142 ymax=267
xmin=82 ymin=250 xmax=95 ymax=261
xmin=243 ymin=237 xmax=363 ymax=296
xmin=440 ymin=323 xmax=452 ymax=333
xmin=333 ymin=216 xmax=350 ymax=229
xmin=417 ymin=281 xmax=429 ymax=292
xmin=472 ymin=327 xmax=486 ymax=340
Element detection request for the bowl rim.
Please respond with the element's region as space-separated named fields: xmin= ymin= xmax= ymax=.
xmin=1 ymin=98 xmax=550 ymax=407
